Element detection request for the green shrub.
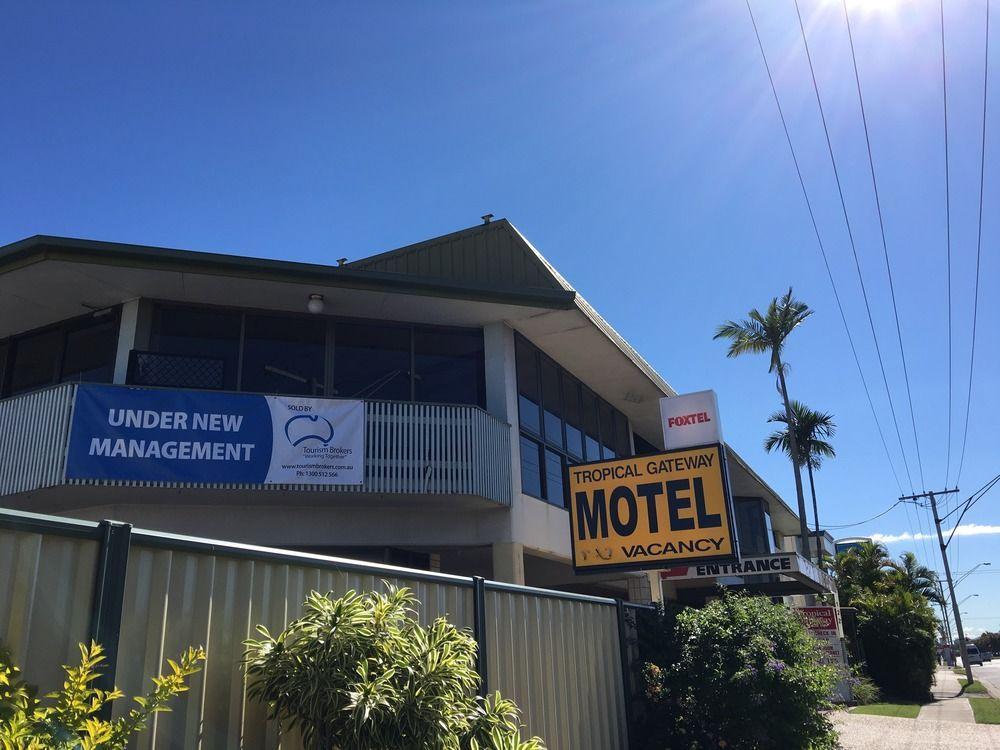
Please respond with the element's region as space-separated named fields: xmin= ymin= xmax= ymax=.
xmin=855 ymin=589 xmax=937 ymax=701
xmin=636 ymin=592 xmax=838 ymax=750
xmin=242 ymin=586 xmax=544 ymax=750
xmin=0 ymin=641 xmax=204 ymax=750
xmin=848 ymin=666 xmax=881 ymax=705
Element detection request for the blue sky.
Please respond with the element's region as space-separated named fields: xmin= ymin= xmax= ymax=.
xmin=2 ymin=0 xmax=997 ymax=632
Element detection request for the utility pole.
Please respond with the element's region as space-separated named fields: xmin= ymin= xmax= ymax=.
xmin=900 ymin=488 xmax=971 ymax=683
xmin=935 ymin=579 xmax=954 ymax=664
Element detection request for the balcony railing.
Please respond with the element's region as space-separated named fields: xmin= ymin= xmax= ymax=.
xmin=0 ymin=383 xmax=512 ymax=505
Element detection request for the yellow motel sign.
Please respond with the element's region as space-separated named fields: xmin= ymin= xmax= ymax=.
xmin=568 ymin=443 xmax=739 ymax=573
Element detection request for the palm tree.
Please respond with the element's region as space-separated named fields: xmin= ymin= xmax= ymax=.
xmin=764 ymin=401 xmax=836 ymax=563
xmin=830 ymin=540 xmax=894 ymax=605
xmin=890 ymin=551 xmax=944 ymax=606
xmin=714 ymin=288 xmax=814 ymax=560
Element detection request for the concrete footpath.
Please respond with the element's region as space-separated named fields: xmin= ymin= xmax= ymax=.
xmin=834 ymin=668 xmax=1000 ymax=748
xmin=917 ymin=668 xmax=973 ymax=723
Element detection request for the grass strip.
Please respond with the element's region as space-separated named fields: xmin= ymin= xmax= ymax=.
xmin=959 ymin=678 xmax=988 ymax=694
xmin=969 ymin=697 xmax=1000 ymax=725
xmin=850 ymin=702 xmax=922 ymax=719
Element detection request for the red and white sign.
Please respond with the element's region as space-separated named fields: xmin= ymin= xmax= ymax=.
xmin=659 ymin=390 xmax=723 ymax=450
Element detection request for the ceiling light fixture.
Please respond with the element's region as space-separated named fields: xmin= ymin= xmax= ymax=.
xmin=307 ymin=293 xmax=325 ymax=314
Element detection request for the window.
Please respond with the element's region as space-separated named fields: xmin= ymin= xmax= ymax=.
xmin=544 ymin=448 xmax=566 ymax=508
xmin=515 ymin=336 xmax=541 ymax=435
xmin=734 ymin=498 xmax=774 ymax=556
xmin=241 ymin=314 xmax=326 ymax=395
xmin=61 ymin=314 xmax=118 ymax=384
xmin=414 ymin=328 xmax=484 ymax=405
xmin=582 ymin=387 xmax=601 ymax=461
xmin=562 ymin=372 xmax=584 ymax=459
xmin=334 ymin=322 xmax=411 ymax=401
xmin=520 ymin=436 xmax=543 ymax=498
xmin=3 ymin=310 xmax=121 ymax=397
xmin=540 ymin=356 xmax=563 ymax=449
xmin=8 ymin=328 xmax=61 ymax=395
xmin=150 ymin=306 xmax=241 ymax=390
xmin=514 ymin=333 xmax=632 ymax=507
xmin=145 ymin=305 xmax=487 ymax=405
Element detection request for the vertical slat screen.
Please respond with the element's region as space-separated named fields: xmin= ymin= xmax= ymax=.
xmin=0 ymin=383 xmax=76 ymax=496
xmin=484 ymin=589 xmax=628 ymax=750
xmin=0 ymin=525 xmax=99 ymax=696
xmin=114 ymin=543 xmax=476 ymax=749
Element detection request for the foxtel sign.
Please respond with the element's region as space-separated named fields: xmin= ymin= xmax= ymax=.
xmin=659 ymin=390 xmax=722 ymax=451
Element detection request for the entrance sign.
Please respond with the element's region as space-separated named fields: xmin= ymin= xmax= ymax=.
xmin=66 ymin=384 xmax=365 ymax=485
xmin=568 ymin=443 xmax=738 ymax=573
xmin=659 ymin=390 xmax=722 ymax=450
xmin=658 ymin=551 xmax=836 ymax=594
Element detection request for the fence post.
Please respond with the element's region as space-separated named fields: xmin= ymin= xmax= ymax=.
xmin=615 ymin=600 xmax=635 ymax=750
xmin=89 ymin=520 xmax=132 ymax=706
xmin=472 ymin=576 xmax=489 ymax=697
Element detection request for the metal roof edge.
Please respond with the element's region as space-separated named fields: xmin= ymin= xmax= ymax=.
xmin=0 ymin=235 xmax=577 ymax=310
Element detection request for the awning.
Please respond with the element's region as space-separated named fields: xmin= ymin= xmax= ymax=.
xmin=660 ymin=551 xmax=836 ymax=595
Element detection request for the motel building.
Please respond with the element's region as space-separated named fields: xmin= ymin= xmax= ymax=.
xmin=0 ymin=218 xmax=833 ymax=603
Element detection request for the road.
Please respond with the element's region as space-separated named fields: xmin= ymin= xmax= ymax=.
xmin=972 ymin=660 xmax=1000 ymax=692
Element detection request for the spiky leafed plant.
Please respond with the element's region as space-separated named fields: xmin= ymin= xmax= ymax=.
xmin=715 ymin=288 xmax=815 ymax=561
xmin=243 ymin=586 xmax=544 ymax=750
xmin=830 ymin=541 xmax=895 ymax=606
xmin=764 ymin=401 xmax=836 ymax=562
xmin=890 ymin=551 xmax=944 ymax=606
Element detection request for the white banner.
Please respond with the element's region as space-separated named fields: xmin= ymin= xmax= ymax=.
xmin=265 ymin=397 xmax=365 ymax=485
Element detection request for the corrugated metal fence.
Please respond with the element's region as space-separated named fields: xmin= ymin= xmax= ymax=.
xmin=0 ymin=384 xmax=512 ymax=505
xmin=0 ymin=508 xmax=647 ymax=750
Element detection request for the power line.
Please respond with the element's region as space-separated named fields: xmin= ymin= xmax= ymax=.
xmin=940 ymin=0 xmax=954 ymax=488
xmin=824 ymin=499 xmax=903 ymax=529
xmin=793 ymin=0 xmax=916 ymax=493
xmin=744 ymin=0 xmax=904 ymax=496
xmin=841 ymin=0 xmax=926 ymax=491
xmin=956 ymin=0 xmax=991 ymax=487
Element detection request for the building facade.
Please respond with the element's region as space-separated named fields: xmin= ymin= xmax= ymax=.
xmin=0 ymin=219 xmax=819 ymax=601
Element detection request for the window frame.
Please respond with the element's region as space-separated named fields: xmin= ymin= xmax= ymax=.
xmin=145 ymin=301 xmax=486 ymax=407
xmin=513 ymin=332 xmax=632 ymax=509
xmin=1 ymin=307 xmax=122 ymax=397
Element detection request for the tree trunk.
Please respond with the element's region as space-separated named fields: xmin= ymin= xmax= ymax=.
xmin=807 ymin=461 xmax=821 ymax=564
xmin=775 ymin=358 xmax=811 ymax=564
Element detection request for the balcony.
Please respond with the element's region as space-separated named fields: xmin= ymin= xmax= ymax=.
xmin=0 ymin=383 xmax=512 ymax=506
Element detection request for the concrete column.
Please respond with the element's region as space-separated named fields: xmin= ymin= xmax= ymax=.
xmin=627 ymin=572 xmax=664 ymax=604
xmin=112 ymin=299 xmax=141 ymax=384
xmin=492 ymin=541 xmax=525 ymax=585
xmin=483 ymin=322 xmax=522 ymax=497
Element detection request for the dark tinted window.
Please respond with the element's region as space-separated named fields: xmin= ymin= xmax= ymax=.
xmin=8 ymin=328 xmax=61 ymax=395
xmin=0 ymin=341 xmax=7 ymax=393
xmin=61 ymin=315 xmax=118 ymax=384
xmin=599 ymin=400 xmax=616 ymax=459
xmin=414 ymin=329 xmax=484 ymax=406
xmin=515 ymin=336 xmax=541 ymax=434
xmin=540 ymin=356 xmax=563 ymax=448
xmin=735 ymin=498 xmax=772 ymax=556
xmin=241 ymin=314 xmax=326 ymax=395
xmin=544 ymin=448 xmax=565 ymax=508
xmin=582 ymin=387 xmax=601 ymax=461
xmin=614 ymin=411 xmax=631 ymax=457
xmin=562 ymin=373 xmax=584 ymax=459
xmin=520 ymin=436 xmax=543 ymax=498
xmin=334 ymin=323 xmax=411 ymax=401
xmin=150 ymin=307 xmax=241 ymax=390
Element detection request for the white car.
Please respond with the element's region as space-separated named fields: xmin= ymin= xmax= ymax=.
xmin=965 ymin=644 xmax=984 ymax=666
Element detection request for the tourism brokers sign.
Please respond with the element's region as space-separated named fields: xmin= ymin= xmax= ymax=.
xmin=567 ymin=443 xmax=738 ymax=573
xmin=66 ymin=384 xmax=365 ymax=485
